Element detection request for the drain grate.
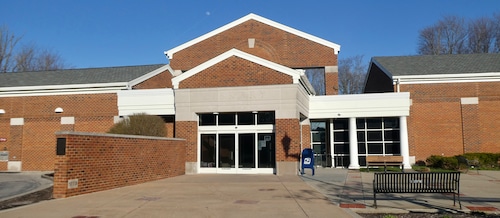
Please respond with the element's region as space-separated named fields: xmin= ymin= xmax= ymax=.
xmin=466 ymin=206 xmax=499 ymax=211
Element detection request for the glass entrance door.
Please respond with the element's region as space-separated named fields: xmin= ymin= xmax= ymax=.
xmin=199 ymin=132 xmax=275 ymax=174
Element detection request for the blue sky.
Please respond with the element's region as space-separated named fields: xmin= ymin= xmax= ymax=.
xmin=1 ymin=0 xmax=499 ymax=69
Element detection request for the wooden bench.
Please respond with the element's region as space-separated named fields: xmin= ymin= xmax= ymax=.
xmin=366 ymin=156 xmax=404 ymax=172
xmin=373 ymin=172 xmax=461 ymax=209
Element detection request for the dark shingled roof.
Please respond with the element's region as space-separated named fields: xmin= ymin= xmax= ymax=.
xmin=372 ymin=53 xmax=500 ymax=76
xmin=0 ymin=64 xmax=167 ymax=88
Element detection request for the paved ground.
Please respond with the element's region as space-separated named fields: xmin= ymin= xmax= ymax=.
xmin=1 ymin=168 xmax=500 ymax=217
xmin=0 ymin=171 xmax=53 ymax=202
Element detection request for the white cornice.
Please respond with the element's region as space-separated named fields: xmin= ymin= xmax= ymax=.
xmin=171 ymin=48 xmax=303 ymax=89
xmin=393 ymin=72 xmax=500 ymax=84
xmin=0 ymin=82 xmax=129 ymax=97
xmin=164 ymin=13 xmax=340 ymax=59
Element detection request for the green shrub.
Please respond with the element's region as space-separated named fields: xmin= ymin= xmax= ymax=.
xmin=461 ymin=153 xmax=500 ymax=169
xmin=426 ymin=155 xmax=458 ymax=170
xmin=108 ymin=113 xmax=166 ymax=137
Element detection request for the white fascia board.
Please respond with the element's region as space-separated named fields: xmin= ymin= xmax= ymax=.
xmin=165 ymin=13 xmax=340 ymax=59
xmin=0 ymin=82 xmax=129 ymax=96
xmin=309 ymin=92 xmax=411 ymax=119
xmin=171 ymin=48 xmax=302 ymax=89
xmin=128 ymin=65 xmax=171 ymax=88
xmin=393 ymin=72 xmax=500 ymax=84
xmin=117 ymin=88 xmax=175 ymax=116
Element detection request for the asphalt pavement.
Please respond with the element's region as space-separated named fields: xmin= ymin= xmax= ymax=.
xmin=0 ymin=171 xmax=53 ymax=202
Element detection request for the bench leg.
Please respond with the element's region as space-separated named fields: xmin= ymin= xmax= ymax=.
xmin=373 ymin=193 xmax=377 ymax=208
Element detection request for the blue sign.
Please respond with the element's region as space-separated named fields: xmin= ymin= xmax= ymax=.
xmin=301 ymin=148 xmax=315 ymax=175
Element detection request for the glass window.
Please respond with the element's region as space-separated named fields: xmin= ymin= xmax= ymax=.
xmin=313 ymin=143 xmax=326 ymax=154
xmin=238 ymin=112 xmax=255 ymax=125
xmin=334 ymin=144 xmax=349 ymax=154
xmin=367 ymin=131 xmax=383 ymax=141
xmin=357 ymin=131 xmax=365 ymax=142
xmin=366 ymin=118 xmax=382 ymax=129
xmin=384 ymin=130 xmax=400 ymax=141
xmin=219 ymin=113 xmax=236 ymax=125
xmin=200 ymin=134 xmax=216 ymax=167
xmin=333 ymin=119 xmax=348 ymax=130
xmin=384 ymin=118 xmax=399 ymax=128
xmin=311 ymin=121 xmax=326 ymax=131
xmin=367 ymin=143 xmax=383 ymax=154
xmin=199 ymin=114 xmax=216 ymax=126
xmin=356 ymin=119 xmax=365 ymax=129
xmin=257 ymin=111 xmax=275 ymax=124
xmin=358 ymin=143 xmax=366 ymax=154
xmin=334 ymin=132 xmax=348 ymax=142
xmin=312 ymin=132 xmax=325 ymax=142
xmin=385 ymin=143 xmax=401 ymax=155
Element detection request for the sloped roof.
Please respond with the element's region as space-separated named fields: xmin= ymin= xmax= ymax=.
xmin=0 ymin=64 xmax=167 ymax=88
xmin=164 ymin=13 xmax=341 ymax=59
xmin=372 ymin=53 xmax=500 ymax=77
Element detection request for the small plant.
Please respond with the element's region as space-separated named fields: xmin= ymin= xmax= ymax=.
xmin=108 ymin=113 xmax=166 ymax=137
xmin=382 ymin=215 xmax=398 ymax=218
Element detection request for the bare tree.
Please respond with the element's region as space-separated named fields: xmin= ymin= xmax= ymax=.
xmin=0 ymin=26 xmax=22 ymax=73
xmin=305 ymin=68 xmax=325 ymax=95
xmin=338 ymin=55 xmax=367 ymax=94
xmin=1 ymin=26 xmax=69 ymax=73
xmin=494 ymin=13 xmax=500 ymax=53
xmin=418 ymin=16 xmax=468 ymax=55
xmin=468 ymin=17 xmax=496 ymax=53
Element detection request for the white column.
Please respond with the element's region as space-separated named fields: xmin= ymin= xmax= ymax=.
xmin=348 ymin=117 xmax=360 ymax=169
xmin=399 ymin=116 xmax=411 ymax=169
xmin=329 ymin=119 xmax=335 ymax=168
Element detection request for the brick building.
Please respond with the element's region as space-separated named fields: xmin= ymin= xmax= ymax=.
xmin=2 ymin=14 xmax=496 ymax=175
xmin=364 ymin=54 xmax=500 ymax=162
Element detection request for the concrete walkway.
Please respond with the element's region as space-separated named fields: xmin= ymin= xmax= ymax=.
xmin=301 ymin=168 xmax=500 ymax=215
xmin=1 ymin=168 xmax=500 ymax=217
xmin=0 ymin=173 xmax=358 ymax=218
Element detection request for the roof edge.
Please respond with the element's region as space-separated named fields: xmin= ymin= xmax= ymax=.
xmin=164 ymin=13 xmax=340 ymax=59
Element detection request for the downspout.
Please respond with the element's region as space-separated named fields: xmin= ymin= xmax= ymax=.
xmin=396 ymin=78 xmax=401 ymax=92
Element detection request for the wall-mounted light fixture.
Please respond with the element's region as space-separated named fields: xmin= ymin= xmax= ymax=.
xmin=54 ymin=107 xmax=64 ymax=113
xmin=0 ymin=109 xmax=5 ymax=114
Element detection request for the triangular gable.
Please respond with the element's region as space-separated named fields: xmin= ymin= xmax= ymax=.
xmin=171 ymin=48 xmax=305 ymax=89
xmin=164 ymin=13 xmax=340 ymax=59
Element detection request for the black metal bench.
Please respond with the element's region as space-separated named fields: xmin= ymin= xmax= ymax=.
xmin=373 ymin=172 xmax=461 ymax=209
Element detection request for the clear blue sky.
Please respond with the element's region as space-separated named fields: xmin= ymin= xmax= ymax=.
xmin=2 ymin=0 xmax=499 ymax=69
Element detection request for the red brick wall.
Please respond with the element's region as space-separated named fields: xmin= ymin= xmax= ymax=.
xmin=170 ymin=20 xmax=337 ymax=71
xmin=402 ymin=81 xmax=500 ymax=161
xmin=325 ymin=72 xmax=339 ymax=95
xmin=132 ymin=70 xmax=173 ymax=89
xmin=275 ymin=119 xmax=301 ymax=162
xmin=53 ymin=132 xmax=185 ymax=198
xmin=175 ymin=121 xmax=197 ymax=162
xmin=179 ymin=56 xmax=293 ymax=89
xmin=0 ymin=94 xmax=118 ymax=171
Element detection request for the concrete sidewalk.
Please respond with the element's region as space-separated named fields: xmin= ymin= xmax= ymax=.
xmin=0 ymin=173 xmax=358 ymax=218
xmin=301 ymin=168 xmax=500 ymax=215
xmin=2 ymin=168 xmax=500 ymax=217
